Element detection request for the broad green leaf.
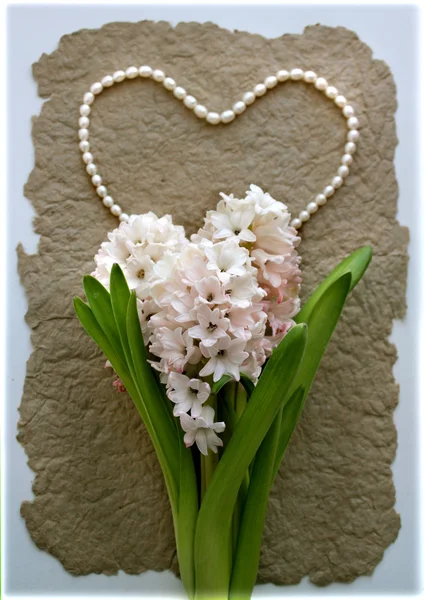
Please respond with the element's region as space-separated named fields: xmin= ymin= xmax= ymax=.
xmin=230 ymin=387 xmax=304 ymax=600
xmin=230 ymin=251 xmax=371 ymax=597
xmin=273 ymin=272 xmax=353 ymax=480
xmin=296 ymin=245 xmax=372 ymax=324
xmin=126 ymin=292 xmax=180 ymax=503
xmin=75 ymin=294 xmax=179 ymax=494
xmin=230 ymin=251 xmax=372 ymax=598
xmin=194 ymin=324 xmax=308 ymax=598
xmin=174 ymin=430 xmax=198 ymax=600
xmin=73 ymin=297 xmax=137 ymax=402
xmin=76 ymin=286 xmax=197 ymax=598
xmin=277 ymin=386 xmax=308 ymax=461
xmin=109 ymin=263 xmax=133 ymax=367
xmin=82 ymin=275 xmax=124 ymax=359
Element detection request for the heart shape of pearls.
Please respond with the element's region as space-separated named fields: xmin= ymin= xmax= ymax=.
xmin=78 ymin=65 xmax=359 ymax=230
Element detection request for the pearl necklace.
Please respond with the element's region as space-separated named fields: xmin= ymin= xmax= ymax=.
xmin=78 ymin=66 xmax=359 ymax=229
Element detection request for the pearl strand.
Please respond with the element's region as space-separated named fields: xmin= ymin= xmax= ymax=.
xmin=78 ymin=66 xmax=359 ymax=227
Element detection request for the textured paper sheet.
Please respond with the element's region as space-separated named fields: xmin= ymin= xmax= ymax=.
xmin=18 ymin=21 xmax=408 ymax=587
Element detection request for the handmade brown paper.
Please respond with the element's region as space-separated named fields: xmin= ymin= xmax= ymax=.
xmin=18 ymin=21 xmax=408 ymax=587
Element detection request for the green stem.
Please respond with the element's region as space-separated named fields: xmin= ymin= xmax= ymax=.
xmin=229 ymin=383 xmax=250 ymax=556
xmin=200 ymin=451 xmax=218 ymax=500
xmin=235 ymin=383 xmax=247 ymax=420
xmin=200 ymin=394 xmax=219 ymax=500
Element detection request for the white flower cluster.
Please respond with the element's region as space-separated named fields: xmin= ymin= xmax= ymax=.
xmin=93 ymin=185 xmax=301 ymax=455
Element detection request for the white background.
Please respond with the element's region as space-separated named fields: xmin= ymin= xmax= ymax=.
xmin=4 ymin=3 xmax=423 ymax=599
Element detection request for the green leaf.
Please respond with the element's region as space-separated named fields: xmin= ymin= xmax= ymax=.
xmin=273 ymin=272 xmax=353 ymax=480
xmin=230 ymin=387 xmax=304 ymax=599
xmin=109 ymin=263 xmax=133 ymax=367
xmin=75 ymin=284 xmax=198 ymax=599
xmin=75 ymin=294 xmax=178 ymax=487
xmin=175 ymin=430 xmax=198 ymax=600
xmin=125 ymin=292 xmax=180 ymax=503
xmin=82 ymin=275 xmax=124 ymax=359
xmin=277 ymin=386 xmax=308 ymax=460
xmin=73 ymin=297 xmax=135 ymax=399
xmin=296 ymin=245 xmax=372 ymax=324
xmin=194 ymin=324 xmax=308 ymax=598
xmin=230 ymin=247 xmax=373 ymax=599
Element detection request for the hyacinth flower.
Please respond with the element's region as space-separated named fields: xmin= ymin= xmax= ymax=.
xmin=74 ymin=185 xmax=372 ymax=600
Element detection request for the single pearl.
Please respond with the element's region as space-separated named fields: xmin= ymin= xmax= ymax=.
xmin=113 ymin=70 xmax=126 ymax=83
xmin=338 ymin=165 xmax=349 ymax=178
xmin=173 ymin=86 xmax=186 ymax=100
xmin=96 ymin=185 xmax=108 ymax=198
xmin=119 ymin=213 xmax=129 ymax=223
xmin=233 ymin=100 xmax=246 ymax=115
xmin=78 ymin=128 xmax=89 ymax=141
xmin=291 ymin=217 xmax=302 ymax=229
xmin=91 ymin=174 xmax=102 ymax=186
xmin=332 ymin=176 xmax=343 ymax=189
xmin=264 ymin=75 xmax=278 ymax=89
xmin=163 ymin=77 xmax=176 ymax=90
xmin=80 ymin=104 xmax=91 ymax=117
xmin=125 ymin=66 xmax=139 ymax=79
xmin=343 ymin=105 xmax=355 ymax=118
xmin=90 ymin=82 xmax=103 ymax=95
xmin=79 ymin=140 xmax=90 ymax=153
xmin=307 ymin=201 xmax=318 ymax=214
xmin=243 ymin=91 xmax=256 ymax=105
xmin=341 ymin=153 xmax=353 ymax=166
xmin=221 ymin=110 xmax=235 ymax=124
xmin=111 ymin=204 xmax=122 ymax=217
xmin=86 ymin=163 xmax=97 ymax=175
xmin=101 ymin=75 xmax=114 ymax=88
xmin=324 ymin=185 xmax=335 ymax=198
xmin=347 ymin=116 xmax=359 ymax=129
xmin=83 ymin=92 xmax=94 ymax=105
xmin=316 ymin=193 xmax=327 ymax=206
xmin=277 ymin=69 xmax=290 ymax=82
xmin=206 ymin=112 xmax=220 ymax=125
xmin=184 ymin=95 xmax=197 ymax=109
xmin=325 ymin=86 xmax=338 ymax=99
xmin=335 ymin=95 xmax=347 ymax=108
xmin=139 ymin=65 xmax=153 ymax=78
xmin=315 ymin=77 xmax=328 ymax=91
xmin=303 ymin=71 xmax=317 ymax=83
xmin=152 ymin=69 xmax=165 ymax=82
xmin=103 ymin=196 xmax=114 ymax=208
xmin=194 ymin=104 xmax=208 ymax=118
xmin=253 ymin=83 xmax=266 ymax=96
xmin=82 ymin=152 xmax=93 ymax=164
xmin=347 ymin=129 xmax=360 ymax=142
xmin=345 ymin=142 xmax=356 ymax=154
xmin=79 ymin=116 xmax=89 ymax=128
xmin=290 ymin=68 xmax=304 ymax=80
xmin=254 ymin=83 xmax=266 ymax=96
xmin=299 ymin=210 xmax=310 ymax=222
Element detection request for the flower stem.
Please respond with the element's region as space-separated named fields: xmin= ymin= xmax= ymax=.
xmin=200 ymin=394 xmax=219 ymax=501
xmin=200 ymin=451 xmax=217 ymax=500
xmin=235 ymin=383 xmax=247 ymax=420
xmin=231 ymin=383 xmax=250 ymax=555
